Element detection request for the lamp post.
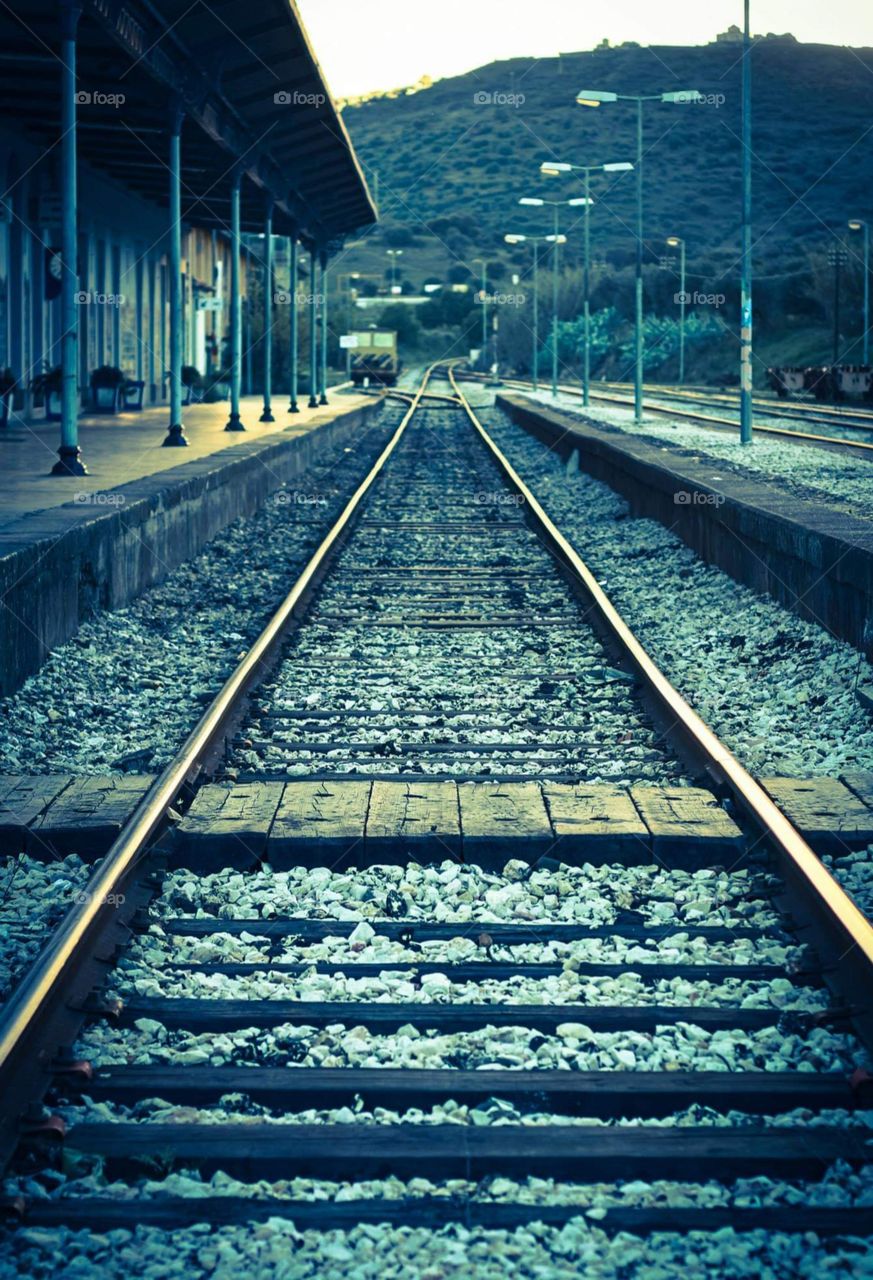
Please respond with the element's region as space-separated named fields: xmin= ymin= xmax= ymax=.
xmin=540 ymin=160 xmax=633 ymax=405
xmin=577 ymin=87 xmax=702 ymax=424
xmin=849 ymin=219 xmax=870 ymax=366
xmin=739 ymin=0 xmax=753 ymax=443
xmin=505 ymin=233 xmax=566 ymax=392
xmin=386 ymin=248 xmax=403 ymax=294
xmin=666 ymin=236 xmax=687 ymax=384
xmin=519 ymin=196 xmax=588 ymax=397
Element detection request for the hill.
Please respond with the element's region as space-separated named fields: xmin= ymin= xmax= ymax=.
xmin=340 ymin=38 xmax=873 ymax=281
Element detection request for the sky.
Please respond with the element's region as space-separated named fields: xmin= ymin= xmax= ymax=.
xmin=297 ymin=0 xmax=873 ymax=99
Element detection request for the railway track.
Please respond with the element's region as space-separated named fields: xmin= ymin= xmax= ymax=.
xmin=461 ymin=371 xmax=873 ymax=455
xmin=1 ymin=365 xmax=872 ymax=1270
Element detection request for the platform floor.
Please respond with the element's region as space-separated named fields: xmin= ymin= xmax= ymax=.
xmin=0 ymin=385 xmax=370 ymax=528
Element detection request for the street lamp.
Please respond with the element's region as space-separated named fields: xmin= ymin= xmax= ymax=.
xmin=540 ymin=159 xmax=633 ymax=405
xmin=519 ymin=196 xmax=588 ymax=396
xmin=849 ymin=219 xmax=870 ymax=366
xmin=505 ymin=232 xmax=567 ymax=391
xmin=577 ymin=86 xmax=702 ymax=424
xmin=666 ymin=236 xmax=687 ymax=384
xmin=386 ymin=248 xmax=403 ymax=294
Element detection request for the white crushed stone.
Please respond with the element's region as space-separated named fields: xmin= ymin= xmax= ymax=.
xmin=0 ymin=853 xmax=90 ymax=1004
xmin=75 ymin=1018 xmax=865 ymax=1074
xmin=111 ymin=962 xmax=824 ymax=1012
xmin=54 ymin=1095 xmax=873 ymax=1132
xmin=154 ymin=860 xmax=781 ymax=930
xmin=8 ymin=1162 xmax=872 ymax=1210
xmin=2 ymin=1218 xmax=872 ymax=1279
xmin=0 ymin=417 xmax=396 ymax=776
xmin=484 ymin=405 xmax=873 ymax=777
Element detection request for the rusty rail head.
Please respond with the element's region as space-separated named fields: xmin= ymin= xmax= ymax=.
xmin=445 ymin=364 xmax=873 ymax=1024
xmin=0 ymin=366 xmax=437 ymax=1085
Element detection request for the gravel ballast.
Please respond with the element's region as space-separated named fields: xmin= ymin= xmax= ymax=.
xmin=483 ymin=402 xmax=873 ymax=778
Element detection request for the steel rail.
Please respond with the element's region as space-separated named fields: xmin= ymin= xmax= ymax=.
xmin=601 ymin=381 xmax=873 ymax=431
xmin=460 ymin=371 xmax=873 ymax=454
xmin=0 ymin=365 xmax=438 ymax=1086
xmin=446 ymin=364 xmax=873 ymax=1026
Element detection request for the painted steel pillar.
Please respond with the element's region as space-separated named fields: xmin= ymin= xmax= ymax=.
xmin=319 ymin=250 xmax=328 ymax=404
xmin=582 ymin=171 xmax=591 ymax=407
xmin=288 ymin=236 xmax=299 ymax=412
xmin=634 ymin=97 xmax=644 ymax=426
xmin=162 ymin=103 xmax=187 ymax=446
xmin=259 ymin=203 xmax=274 ymax=422
xmin=52 ymin=0 xmax=87 ymax=475
xmin=532 ymin=242 xmax=539 ymax=392
xmin=551 ymin=205 xmax=559 ymax=398
xmin=225 ymin=170 xmax=245 ymax=431
xmin=308 ymin=251 xmax=318 ymax=408
xmin=739 ymin=0 xmax=754 ymax=444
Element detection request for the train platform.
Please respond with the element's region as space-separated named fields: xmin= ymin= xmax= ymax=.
xmin=0 ymin=386 xmax=369 ymax=528
xmin=498 ymin=391 xmax=873 ymax=660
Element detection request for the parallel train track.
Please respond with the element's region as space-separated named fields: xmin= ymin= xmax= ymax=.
xmin=1 ymin=365 xmax=872 ymax=1248
xmin=460 ymin=371 xmax=873 ymax=455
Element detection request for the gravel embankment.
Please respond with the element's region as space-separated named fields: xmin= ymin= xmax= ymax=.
xmin=0 ymin=853 xmax=90 ymax=1005
xmin=483 ymin=405 xmax=873 ymax=778
xmin=0 ymin=410 xmax=396 ymax=776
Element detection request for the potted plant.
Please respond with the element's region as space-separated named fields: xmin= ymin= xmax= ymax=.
xmin=202 ymin=367 xmax=232 ymax=402
xmin=89 ymin=365 xmax=126 ymax=413
xmin=0 ymin=368 xmax=17 ymax=427
xmin=181 ymin=365 xmax=203 ymax=406
xmin=30 ymin=366 xmax=63 ymax=421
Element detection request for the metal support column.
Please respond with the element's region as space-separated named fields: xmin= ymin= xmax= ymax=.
xmin=532 ymin=242 xmax=539 ymax=392
xmin=308 ymin=251 xmax=318 ymax=408
xmin=551 ymin=205 xmax=559 ymax=398
xmin=582 ymin=170 xmax=591 ymax=407
xmin=288 ymin=237 xmax=299 ymax=412
xmin=259 ymin=203 xmax=274 ymax=422
xmin=677 ymin=238 xmax=686 ymax=385
xmin=225 ymin=170 xmax=245 ymax=431
xmin=162 ymin=103 xmax=187 ymax=446
xmin=319 ymin=251 xmax=328 ymax=404
xmin=739 ymin=0 xmax=754 ymax=444
xmin=633 ymin=97 xmax=644 ymax=425
xmin=52 ymin=0 xmax=87 ymax=474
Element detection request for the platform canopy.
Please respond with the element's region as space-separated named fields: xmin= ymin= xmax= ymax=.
xmin=0 ymin=0 xmax=377 ymax=245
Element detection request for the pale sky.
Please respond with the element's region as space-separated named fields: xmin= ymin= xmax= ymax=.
xmin=297 ymin=0 xmax=873 ymax=99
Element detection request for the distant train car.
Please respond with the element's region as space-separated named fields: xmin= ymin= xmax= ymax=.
xmin=767 ymin=364 xmax=873 ymax=401
xmin=348 ymin=330 xmax=401 ymax=387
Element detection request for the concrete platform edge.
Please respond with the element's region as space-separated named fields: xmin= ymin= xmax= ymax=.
xmin=0 ymin=400 xmax=382 ymax=696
